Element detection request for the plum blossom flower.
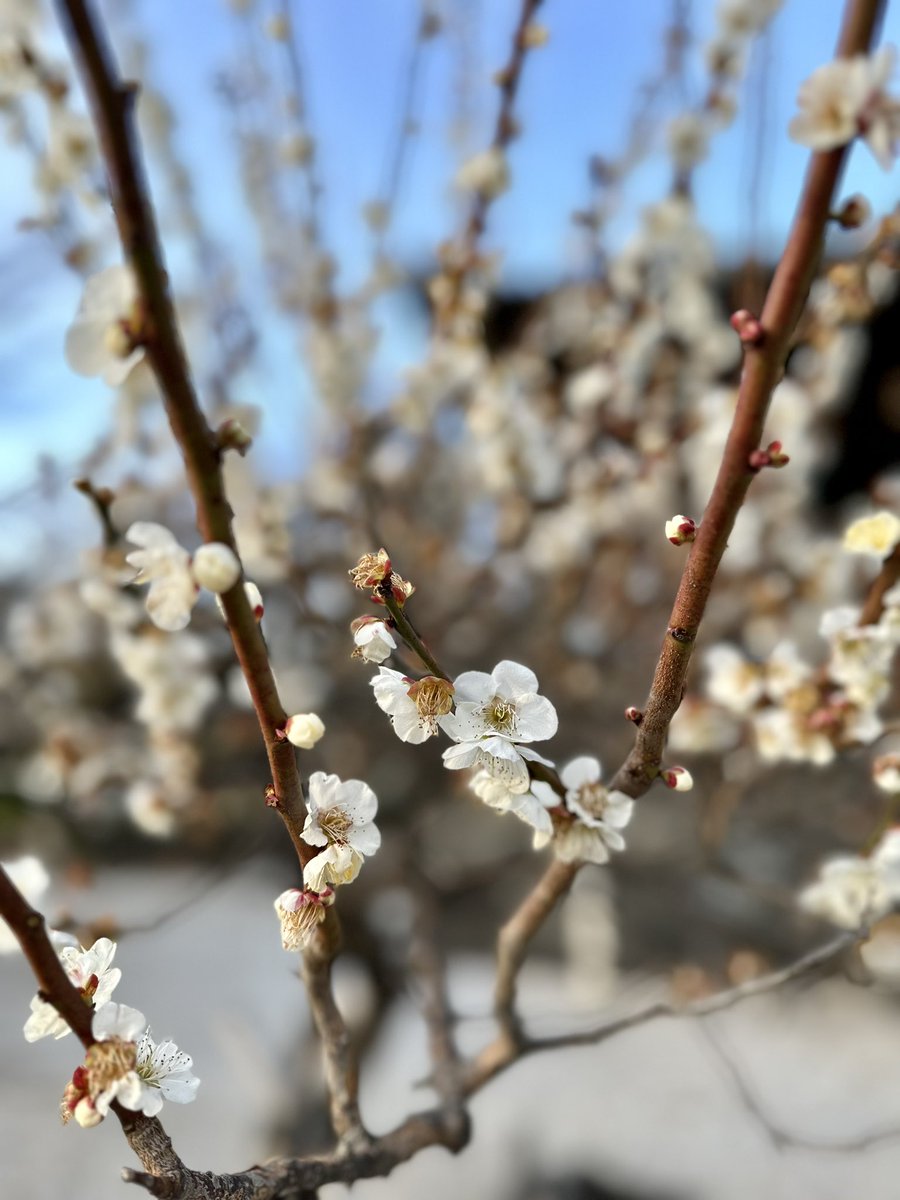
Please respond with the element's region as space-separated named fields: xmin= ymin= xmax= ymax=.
xmin=24 ymin=937 xmax=121 ymax=1042
xmin=800 ymin=828 xmax=900 ymax=929
xmin=469 ymin=769 xmax=555 ymax=838
xmin=125 ymin=523 xmax=197 ymax=632
xmin=302 ymin=772 xmax=381 ymax=891
xmin=532 ymin=757 xmax=634 ymax=865
xmin=133 ymin=1030 xmax=200 ymax=1114
xmin=789 ymin=48 xmax=900 ymax=168
xmin=371 ymin=667 xmax=454 ymax=742
xmin=274 ymin=885 xmax=335 ymax=950
xmin=0 ymin=855 xmax=49 ymax=954
xmin=351 ymin=616 xmax=397 ymax=664
xmin=64 ymin=265 xmax=145 ymax=386
xmin=439 ymin=660 xmax=558 ymax=758
xmin=82 ymin=1003 xmax=198 ymax=1120
xmin=842 ymin=510 xmax=900 ymax=558
xmin=704 ymin=643 xmax=765 ymax=714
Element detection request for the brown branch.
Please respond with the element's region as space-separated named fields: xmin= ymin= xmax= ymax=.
xmin=54 ymin=0 xmax=311 ymax=870
xmin=493 ymin=859 xmax=578 ymax=1044
xmin=610 ymin=0 xmax=886 ymax=799
xmin=407 ymin=867 xmax=468 ymax=1134
xmin=300 ymin=913 xmax=369 ymax=1151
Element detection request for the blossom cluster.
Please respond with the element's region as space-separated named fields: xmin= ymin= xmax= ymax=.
xmin=0 ymin=863 xmax=198 ymax=1129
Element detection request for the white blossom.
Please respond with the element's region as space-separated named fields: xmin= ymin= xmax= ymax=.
xmin=134 ymin=1030 xmax=200 ymax=1114
xmin=532 ymin=757 xmax=634 ymax=864
xmin=704 ymin=643 xmax=764 ymax=713
xmin=24 ymin=937 xmax=121 ymax=1042
xmin=789 ymin=48 xmax=900 ymax=168
xmin=302 ymin=772 xmax=381 ymax=891
xmin=469 ymin=769 xmax=555 ymax=837
xmin=86 ymin=1003 xmax=198 ymax=1119
xmin=800 ymin=829 xmax=900 ymax=929
xmin=370 ymin=667 xmax=453 ymax=742
xmin=352 ymin=618 xmax=397 ymax=664
xmin=439 ymin=660 xmax=558 ymax=750
xmin=125 ymin=523 xmax=197 ymax=632
xmin=842 ymin=510 xmax=900 ymax=557
xmin=65 ymin=265 xmax=145 ymax=386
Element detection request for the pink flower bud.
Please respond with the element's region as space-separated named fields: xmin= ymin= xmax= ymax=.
xmin=624 ymin=706 xmax=643 ymax=724
xmin=730 ymin=309 xmax=764 ymax=345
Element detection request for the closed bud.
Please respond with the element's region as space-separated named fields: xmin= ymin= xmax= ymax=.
xmin=284 ymin=713 xmax=325 ymax=750
xmin=192 ymin=543 xmax=241 ymax=594
xmin=661 ymin=766 xmax=693 ymax=791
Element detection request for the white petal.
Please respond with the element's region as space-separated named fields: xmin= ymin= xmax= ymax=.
xmin=450 ymin=670 xmax=495 ymax=704
xmin=560 ymin=756 xmax=602 ymax=790
xmin=491 ymin=660 xmax=539 ymax=699
xmin=512 ymin=694 xmax=559 ymax=741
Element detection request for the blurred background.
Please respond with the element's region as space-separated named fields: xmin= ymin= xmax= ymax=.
xmin=3 ymin=0 xmax=900 ymax=1197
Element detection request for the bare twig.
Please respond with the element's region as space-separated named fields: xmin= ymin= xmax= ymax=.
xmin=610 ymin=0 xmax=886 ymax=798
xmin=435 ymin=0 xmax=544 ymax=331
xmin=702 ymin=1018 xmax=900 ymax=1154
xmin=466 ymin=929 xmax=862 ymax=1093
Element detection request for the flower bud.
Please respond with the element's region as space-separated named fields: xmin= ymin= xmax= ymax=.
xmin=665 ymin=515 xmax=697 ymax=545
xmin=661 ymin=766 xmax=693 ymax=791
xmin=624 ymin=706 xmax=643 ymax=724
xmin=874 ymin=754 xmax=900 ymax=794
xmin=284 ymin=713 xmax=325 ymax=750
xmin=215 ymin=418 xmax=253 ymax=456
xmin=217 ymin=581 xmax=264 ymax=621
xmin=730 ymin=308 xmax=764 ymax=345
xmin=192 ymin=543 xmax=241 ymax=594
xmin=832 ymin=194 xmax=871 ymax=229
xmin=73 ymin=1097 xmax=103 ymax=1128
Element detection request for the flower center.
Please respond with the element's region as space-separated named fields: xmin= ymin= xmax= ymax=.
xmin=576 ymin=782 xmax=609 ymax=819
xmin=319 ymin=807 xmax=352 ymax=844
xmin=409 ymin=677 xmax=454 ymax=732
xmin=84 ymin=1037 xmax=137 ymax=1099
xmin=483 ymin=695 xmax=517 ymax=735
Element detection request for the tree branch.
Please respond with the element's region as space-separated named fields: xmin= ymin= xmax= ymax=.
xmin=54 ymin=0 xmax=311 ymax=870
xmin=610 ymin=0 xmax=887 ymax=799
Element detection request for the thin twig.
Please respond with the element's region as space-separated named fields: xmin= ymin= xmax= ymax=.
xmin=701 ymin=1018 xmax=900 ymax=1154
xmin=466 ymin=929 xmax=862 ymax=1093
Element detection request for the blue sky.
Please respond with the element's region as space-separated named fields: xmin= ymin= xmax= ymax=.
xmin=1 ymin=0 xmax=900 ymax=572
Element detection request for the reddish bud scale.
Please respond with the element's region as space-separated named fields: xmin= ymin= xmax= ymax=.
xmin=624 ymin=706 xmax=643 ymax=724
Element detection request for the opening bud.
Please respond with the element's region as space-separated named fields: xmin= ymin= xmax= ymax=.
xmin=274 ymin=886 xmax=336 ymax=951
xmin=665 ymin=514 xmax=697 ymax=545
